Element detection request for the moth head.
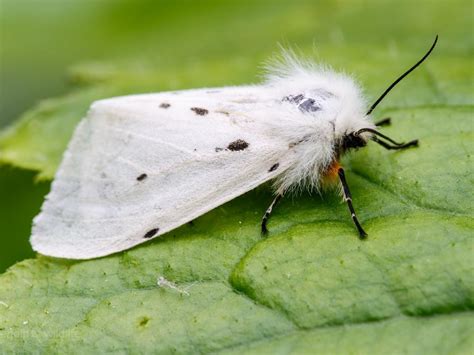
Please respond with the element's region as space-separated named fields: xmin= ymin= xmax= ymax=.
xmin=338 ymin=35 xmax=438 ymax=156
xmin=336 ymin=128 xmax=374 ymax=158
xmin=340 ymin=131 xmax=368 ymax=153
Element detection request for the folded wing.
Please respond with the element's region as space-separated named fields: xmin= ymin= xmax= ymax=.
xmin=31 ymin=87 xmax=293 ymax=258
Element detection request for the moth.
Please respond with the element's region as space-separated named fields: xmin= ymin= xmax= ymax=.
xmin=31 ymin=37 xmax=438 ymax=259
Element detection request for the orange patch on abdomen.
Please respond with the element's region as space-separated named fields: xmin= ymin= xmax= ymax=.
xmin=322 ymin=160 xmax=341 ymax=186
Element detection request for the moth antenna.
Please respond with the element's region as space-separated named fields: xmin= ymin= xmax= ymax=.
xmin=367 ymin=35 xmax=438 ymax=115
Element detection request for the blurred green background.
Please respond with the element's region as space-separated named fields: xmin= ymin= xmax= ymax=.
xmin=0 ymin=0 xmax=471 ymax=273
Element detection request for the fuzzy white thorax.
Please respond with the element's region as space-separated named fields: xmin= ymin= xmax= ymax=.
xmin=263 ymin=51 xmax=375 ymax=193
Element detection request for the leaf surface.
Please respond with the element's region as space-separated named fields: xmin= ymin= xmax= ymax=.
xmin=0 ymin=1 xmax=472 ymax=353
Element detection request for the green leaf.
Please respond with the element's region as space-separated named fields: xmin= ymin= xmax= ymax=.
xmin=1 ymin=1 xmax=473 ymax=353
xmin=0 ymin=168 xmax=50 ymax=272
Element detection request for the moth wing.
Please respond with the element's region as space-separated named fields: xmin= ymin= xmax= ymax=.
xmin=31 ymin=87 xmax=293 ymax=259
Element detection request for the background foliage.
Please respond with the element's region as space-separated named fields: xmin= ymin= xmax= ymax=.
xmin=0 ymin=0 xmax=472 ymax=353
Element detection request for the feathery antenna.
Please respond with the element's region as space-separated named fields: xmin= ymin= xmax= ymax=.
xmin=367 ymin=35 xmax=438 ymax=115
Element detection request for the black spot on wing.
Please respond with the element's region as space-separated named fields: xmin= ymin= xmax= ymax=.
xmin=143 ymin=228 xmax=159 ymax=239
xmin=268 ymin=163 xmax=279 ymax=172
xmin=136 ymin=173 xmax=147 ymax=181
xmin=215 ymin=147 xmax=224 ymax=152
xmin=227 ymin=139 xmax=249 ymax=151
xmin=191 ymin=107 xmax=209 ymax=116
xmin=159 ymin=103 xmax=171 ymax=109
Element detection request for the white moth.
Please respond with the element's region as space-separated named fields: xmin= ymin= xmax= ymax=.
xmin=31 ymin=38 xmax=437 ymax=259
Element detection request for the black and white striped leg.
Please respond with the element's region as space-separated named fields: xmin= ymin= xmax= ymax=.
xmin=261 ymin=193 xmax=283 ymax=235
xmin=375 ymin=117 xmax=391 ymax=127
xmin=337 ymin=168 xmax=367 ymax=238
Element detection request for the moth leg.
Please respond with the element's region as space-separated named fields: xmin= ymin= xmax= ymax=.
xmin=261 ymin=193 xmax=283 ymax=235
xmin=337 ymin=168 xmax=367 ymax=238
xmin=357 ymin=127 xmax=418 ymax=150
xmin=375 ymin=117 xmax=391 ymax=126
xmin=371 ymin=136 xmax=418 ymax=150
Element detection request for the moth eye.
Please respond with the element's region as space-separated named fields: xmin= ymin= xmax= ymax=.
xmin=341 ymin=133 xmax=366 ymax=151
